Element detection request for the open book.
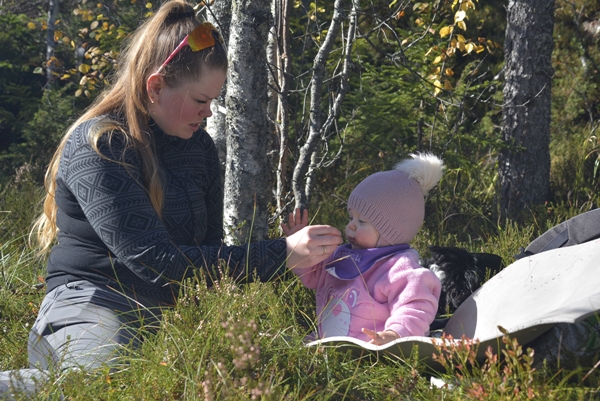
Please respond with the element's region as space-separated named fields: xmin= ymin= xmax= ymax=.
xmin=306 ymin=238 xmax=600 ymax=371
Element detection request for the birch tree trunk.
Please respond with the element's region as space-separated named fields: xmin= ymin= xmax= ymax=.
xmin=46 ymin=0 xmax=60 ymax=86
xmin=205 ymin=0 xmax=232 ymax=186
xmin=223 ymin=0 xmax=272 ymax=243
xmin=291 ymin=0 xmax=357 ymax=210
xmin=271 ymin=0 xmax=293 ymax=220
xmin=499 ymin=0 xmax=555 ymax=219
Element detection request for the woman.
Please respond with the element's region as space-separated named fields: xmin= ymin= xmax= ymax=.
xmin=0 ymin=1 xmax=341 ymax=397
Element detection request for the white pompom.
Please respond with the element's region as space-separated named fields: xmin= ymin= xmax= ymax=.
xmin=394 ymin=153 xmax=444 ymax=196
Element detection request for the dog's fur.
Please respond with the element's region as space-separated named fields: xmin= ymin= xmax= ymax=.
xmin=420 ymin=246 xmax=504 ymax=316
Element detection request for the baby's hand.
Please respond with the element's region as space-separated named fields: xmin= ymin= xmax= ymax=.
xmin=281 ymin=208 xmax=309 ymax=236
xmin=361 ymin=328 xmax=400 ymax=346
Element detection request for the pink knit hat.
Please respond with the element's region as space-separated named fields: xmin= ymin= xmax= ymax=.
xmin=347 ymin=153 xmax=444 ymax=246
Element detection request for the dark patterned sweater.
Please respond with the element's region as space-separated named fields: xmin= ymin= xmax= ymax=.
xmin=46 ymin=117 xmax=287 ymax=305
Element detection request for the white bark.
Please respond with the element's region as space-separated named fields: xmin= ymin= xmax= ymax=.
xmin=271 ymin=0 xmax=293 ymax=221
xmin=291 ymin=0 xmax=358 ymax=210
xmin=223 ymin=0 xmax=272 ymax=243
xmin=46 ymin=0 xmax=59 ymax=86
xmin=205 ymin=0 xmax=232 ymax=186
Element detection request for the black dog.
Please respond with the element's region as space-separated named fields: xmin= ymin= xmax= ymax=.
xmin=420 ymin=246 xmax=504 ymax=316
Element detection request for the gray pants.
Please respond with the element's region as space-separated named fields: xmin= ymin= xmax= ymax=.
xmin=0 ymin=281 xmax=162 ymax=399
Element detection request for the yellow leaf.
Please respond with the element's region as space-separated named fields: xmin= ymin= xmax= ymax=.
xmin=454 ymin=10 xmax=466 ymax=23
xmin=456 ymin=34 xmax=466 ymax=43
xmin=54 ymin=31 xmax=63 ymax=41
xmin=63 ymin=36 xmax=71 ymax=44
xmin=146 ymin=2 xmax=152 ymax=9
xmin=439 ymin=26 xmax=453 ymax=38
xmin=27 ymin=22 xmax=36 ymax=29
xmin=401 ymin=38 xmax=409 ymax=45
xmin=465 ymin=42 xmax=474 ymax=53
xmin=445 ymin=67 xmax=454 ymax=76
xmin=415 ymin=18 xmax=424 ymax=26
xmin=78 ymin=64 xmax=91 ymax=73
xmin=457 ymin=41 xmax=466 ymax=52
xmin=71 ymin=40 xmax=75 ymax=48
xmin=461 ymin=1 xmax=475 ymax=11
xmin=434 ymin=80 xmax=442 ymax=96
xmin=433 ymin=55 xmax=442 ymax=64
xmin=444 ymin=80 xmax=453 ymax=90
xmin=90 ymin=21 xmax=99 ymax=30
xmin=103 ymin=22 xmax=108 ymax=30
xmin=475 ymin=45 xmax=485 ymax=53
xmin=457 ymin=21 xmax=467 ymax=31
xmin=84 ymin=90 xmax=91 ymax=97
xmin=61 ymin=74 xmax=70 ymax=80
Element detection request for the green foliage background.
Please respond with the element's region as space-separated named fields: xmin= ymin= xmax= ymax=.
xmin=1 ymin=0 xmax=600 ymax=397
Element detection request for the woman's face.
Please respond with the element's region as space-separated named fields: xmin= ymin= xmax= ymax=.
xmin=148 ymin=68 xmax=226 ymax=140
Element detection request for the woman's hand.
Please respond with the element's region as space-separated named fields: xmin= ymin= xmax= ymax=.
xmin=361 ymin=328 xmax=400 ymax=346
xmin=281 ymin=208 xmax=309 ymax=236
xmin=285 ymin=225 xmax=342 ymax=270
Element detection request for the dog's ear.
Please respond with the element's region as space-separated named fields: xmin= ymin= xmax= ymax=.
xmin=472 ymin=252 xmax=504 ymax=277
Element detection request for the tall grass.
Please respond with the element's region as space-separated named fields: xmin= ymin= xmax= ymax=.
xmin=1 ymin=182 xmax=599 ymax=399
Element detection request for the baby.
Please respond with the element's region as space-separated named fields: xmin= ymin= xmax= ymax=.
xmin=284 ymin=153 xmax=443 ymax=345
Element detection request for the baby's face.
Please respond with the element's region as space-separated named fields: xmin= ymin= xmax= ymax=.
xmin=345 ymin=208 xmax=380 ymax=249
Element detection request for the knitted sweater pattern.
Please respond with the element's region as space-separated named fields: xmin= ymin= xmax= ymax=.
xmin=46 ymin=117 xmax=287 ymax=305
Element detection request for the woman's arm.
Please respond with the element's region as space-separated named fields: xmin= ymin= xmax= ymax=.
xmin=61 ymin=123 xmax=283 ymax=286
xmin=61 ymin=121 xmax=341 ymax=287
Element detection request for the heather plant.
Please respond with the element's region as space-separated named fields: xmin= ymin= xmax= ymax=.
xmin=2 ymin=166 xmax=600 ymax=400
xmin=2 ymin=235 xmax=600 ymax=399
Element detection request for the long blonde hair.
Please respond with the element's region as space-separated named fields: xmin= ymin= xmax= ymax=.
xmin=33 ymin=0 xmax=227 ymax=253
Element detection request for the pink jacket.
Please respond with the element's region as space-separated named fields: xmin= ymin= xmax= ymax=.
xmin=293 ymin=248 xmax=441 ymax=342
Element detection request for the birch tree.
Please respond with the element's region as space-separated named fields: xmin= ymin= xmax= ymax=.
xmin=286 ymin=0 xmax=359 ymax=212
xmin=46 ymin=0 xmax=60 ymax=86
xmin=204 ymin=0 xmax=232 ymax=186
xmin=223 ymin=0 xmax=272 ymax=243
